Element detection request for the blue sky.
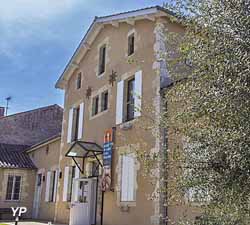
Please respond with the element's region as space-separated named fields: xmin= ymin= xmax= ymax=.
xmin=0 ymin=0 xmax=165 ymax=115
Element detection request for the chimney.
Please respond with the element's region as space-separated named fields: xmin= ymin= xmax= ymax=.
xmin=0 ymin=107 xmax=5 ymax=118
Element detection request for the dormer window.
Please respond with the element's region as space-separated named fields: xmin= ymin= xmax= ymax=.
xmin=76 ymin=73 xmax=82 ymax=89
xmin=128 ymin=33 xmax=135 ymax=56
xmin=98 ymin=45 xmax=106 ymax=75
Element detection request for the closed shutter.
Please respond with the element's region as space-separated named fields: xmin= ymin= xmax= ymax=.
xmin=78 ymin=103 xmax=84 ymax=140
xmin=134 ymin=70 xmax=142 ymax=118
xmin=63 ymin=167 xmax=70 ymax=202
xmin=121 ymin=156 xmax=129 ymax=201
xmin=73 ymin=166 xmax=80 ymax=202
xmin=53 ymin=170 xmax=59 ymax=202
xmin=45 ymin=171 xmax=51 ymax=202
xmin=127 ymin=156 xmax=135 ymax=201
xmin=116 ymin=80 xmax=124 ymax=125
xmin=67 ymin=108 xmax=74 ymax=143
xmin=121 ymin=155 xmax=136 ymax=202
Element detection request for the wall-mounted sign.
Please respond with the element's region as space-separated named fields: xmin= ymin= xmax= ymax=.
xmin=102 ymin=129 xmax=114 ymax=191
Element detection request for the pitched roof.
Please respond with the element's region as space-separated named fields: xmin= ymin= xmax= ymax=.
xmin=0 ymin=104 xmax=63 ymax=146
xmin=55 ymin=6 xmax=174 ymax=89
xmin=0 ymin=143 xmax=36 ymax=169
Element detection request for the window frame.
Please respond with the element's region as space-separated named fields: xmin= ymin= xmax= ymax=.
xmin=101 ymin=90 xmax=109 ymax=112
xmin=72 ymin=106 xmax=80 ymax=142
xmin=5 ymin=175 xmax=22 ymax=201
xmin=124 ymin=77 xmax=135 ymax=122
xmin=92 ymin=95 xmax=99 ymax=116
xmin=128 ymin=33 xmax=135 ymax=56
xmin=76 ymin=72 xmax=82 ymax=89
xmin=98 ymin=45 xmax=106 ymax=76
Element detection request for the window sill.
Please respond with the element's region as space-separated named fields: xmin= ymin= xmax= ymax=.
xmin=89 ymin=109 xmax=108 ymax=120
xmin=119 ymin=118 xmax=137 ymax=130
xmin=5 ymin=200 xmax=21 ymax=202
xmin=97 ymin=71 xmax=106 ymax=78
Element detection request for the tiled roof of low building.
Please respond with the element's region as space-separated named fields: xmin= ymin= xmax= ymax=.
xmin=0 ymin=143 xmax=36 ymax=169
xmin=0 ymin=104 xmax=63 ymax=147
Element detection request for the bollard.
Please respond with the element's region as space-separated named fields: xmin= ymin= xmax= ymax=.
xmin=15 ymin=216 xmax=19 ymax=225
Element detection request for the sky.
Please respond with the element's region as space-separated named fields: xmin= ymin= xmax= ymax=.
xmin=0 ymin=0 xmax=165 ymax=115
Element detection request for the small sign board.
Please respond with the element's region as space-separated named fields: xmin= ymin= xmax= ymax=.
xmin=102 ymin=129 xmax=114 ymax=191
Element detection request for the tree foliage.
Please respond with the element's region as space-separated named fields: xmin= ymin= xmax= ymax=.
xmin=160 ymin=0 xmax=250 ymax=224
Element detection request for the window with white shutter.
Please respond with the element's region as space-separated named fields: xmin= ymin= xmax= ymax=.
xmin=67 ymin=108 xmax=74 ymax=143
xmin=134 ymin=70 xmax=142 ymax=118
xmin=63 ymin=166 xmax=75 ymax=202
xmin=116 ymin=80 xmax=124 ymax=125
xmin=45 ymin=171 xmax=51 ymax=202
xmin=77 ymin=103 xmax=84 ymax=140
xmin=121 ymin=154 xmax=136 ymax=202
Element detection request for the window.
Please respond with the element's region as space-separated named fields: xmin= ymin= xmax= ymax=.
xmin=6 ymin=175 xmax=21 ymax=201
xmin=98 ymin=45 xmax=106 ymax=75
xmin=125 ymin=78 xmax=135 ymax=121
xmin=92 ymin=96 xmax=99 ymax=116
xmin=72 ymin=107 xmax=80 ymax=141
xmin=101 ymin=91 xmax=108 ymax=112
xmin=49 ymin=171 xmax=56 ymax=202
xmin=121 ymin=154 xmax=136 ymax=202
xmin=76 ymin=73 xmax=82 ymax=89
xmin=128 ymin=33 xmax=135 ymax=56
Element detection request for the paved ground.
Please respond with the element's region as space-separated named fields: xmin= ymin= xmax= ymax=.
xmin=0 ymin=221 xmax=67 ymax=225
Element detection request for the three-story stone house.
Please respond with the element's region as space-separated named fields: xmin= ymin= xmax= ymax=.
xmin=55 ymin=6 xmax=187 ymax=225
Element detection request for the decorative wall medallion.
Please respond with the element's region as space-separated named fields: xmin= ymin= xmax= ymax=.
xmin=109 ymin=70 xmax=117 ymax=86
xmin=86 ymin=86 xmax=92 ymax=99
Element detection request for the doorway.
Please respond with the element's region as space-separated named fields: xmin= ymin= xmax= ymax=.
xmin=70 ymin=178 xmax=97 ymax=225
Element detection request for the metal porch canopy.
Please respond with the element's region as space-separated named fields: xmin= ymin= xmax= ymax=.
xmin=65 ymin=141 xmax=103 ymax=174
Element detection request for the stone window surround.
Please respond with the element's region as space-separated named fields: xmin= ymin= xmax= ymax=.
xmin=115 ymin=145 xmax=140 ymax=208
xmin=89 ymin=85 xmax=111 ymax=120
xmin=95 ymin=37 xmax=110 ymax=78
xmin=3 ymin=171 xmax=23 ymax=202
xmin=125 ymin=28 xmax=138 ymax=58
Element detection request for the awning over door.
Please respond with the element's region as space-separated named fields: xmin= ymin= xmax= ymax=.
xmin=65 ymin=141 xmax=103 ymax=174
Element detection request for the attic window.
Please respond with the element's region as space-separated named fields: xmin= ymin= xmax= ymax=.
xmin=98 ymin=45 xmax=106 ymax=75
xmin=76 ymin=73 xmax=82 ymax=89
xmin=128 ymin=33 xmax=135 ymax=56
xmin=46 ymin=145 xmax=49 ymax=155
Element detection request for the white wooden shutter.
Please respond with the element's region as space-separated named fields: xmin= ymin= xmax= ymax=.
xmin=63 ymin=167 xmax=69 ymax=202
xmin=78 ymin=103 xmax=84 ymax=140
xmin=116 ymin=80 xmax=124 ymax=125
xmin=53 ymin=170 xmax=59 ymax=202
xmin=73 ymin=166 xmax=80 ymax=202
xmin=45 ymin=171 xmax=51 ymax=202
xmin=67 ymin=108 xmax=74 ymax=143
xmin=134 ymin=70 xmax=142 ymax=118
xmin=128 ymin=156 xmax=135 ymax=201
xmin=121 ymin=156 xmax=129 ymax=201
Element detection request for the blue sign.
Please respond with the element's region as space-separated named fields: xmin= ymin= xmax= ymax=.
xmin=103 ymin=142 xmax=113 ymax=167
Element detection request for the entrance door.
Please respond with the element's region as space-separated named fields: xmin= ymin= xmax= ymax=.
xmin=32 ymin=173 xmax=42 ymax=218
xmin=70 ymin=178 xmax=97 ymax=225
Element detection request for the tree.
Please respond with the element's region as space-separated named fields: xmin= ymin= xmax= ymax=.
xmin=159 ymin=0 xmax=250 ymax=224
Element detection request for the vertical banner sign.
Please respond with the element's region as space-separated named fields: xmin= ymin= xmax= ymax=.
xmin=102 ymin=129 xmax=113 ymax=191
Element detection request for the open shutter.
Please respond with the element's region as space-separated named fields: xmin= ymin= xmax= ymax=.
xmin=67 ymin=108 xmax=74 ymax=143
xmin=73 ymin=166 xmax=80 ymax=202
xmin=53 ymin=170 xmax=59 ymax=202
xmin=63 ymin=167 xmax=69 ymax=202
xmin=77 ymin=103 xmax=84 ymax=140
xmin=116 ymin=80 xmax=124 ymax=125
xmin=45 ymin=171 xmax=51 ymax=202
xmin=121 ymin=156 xmax=129 ymax=201
xmin=134 ymin=70 xmax=142 ymax=118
